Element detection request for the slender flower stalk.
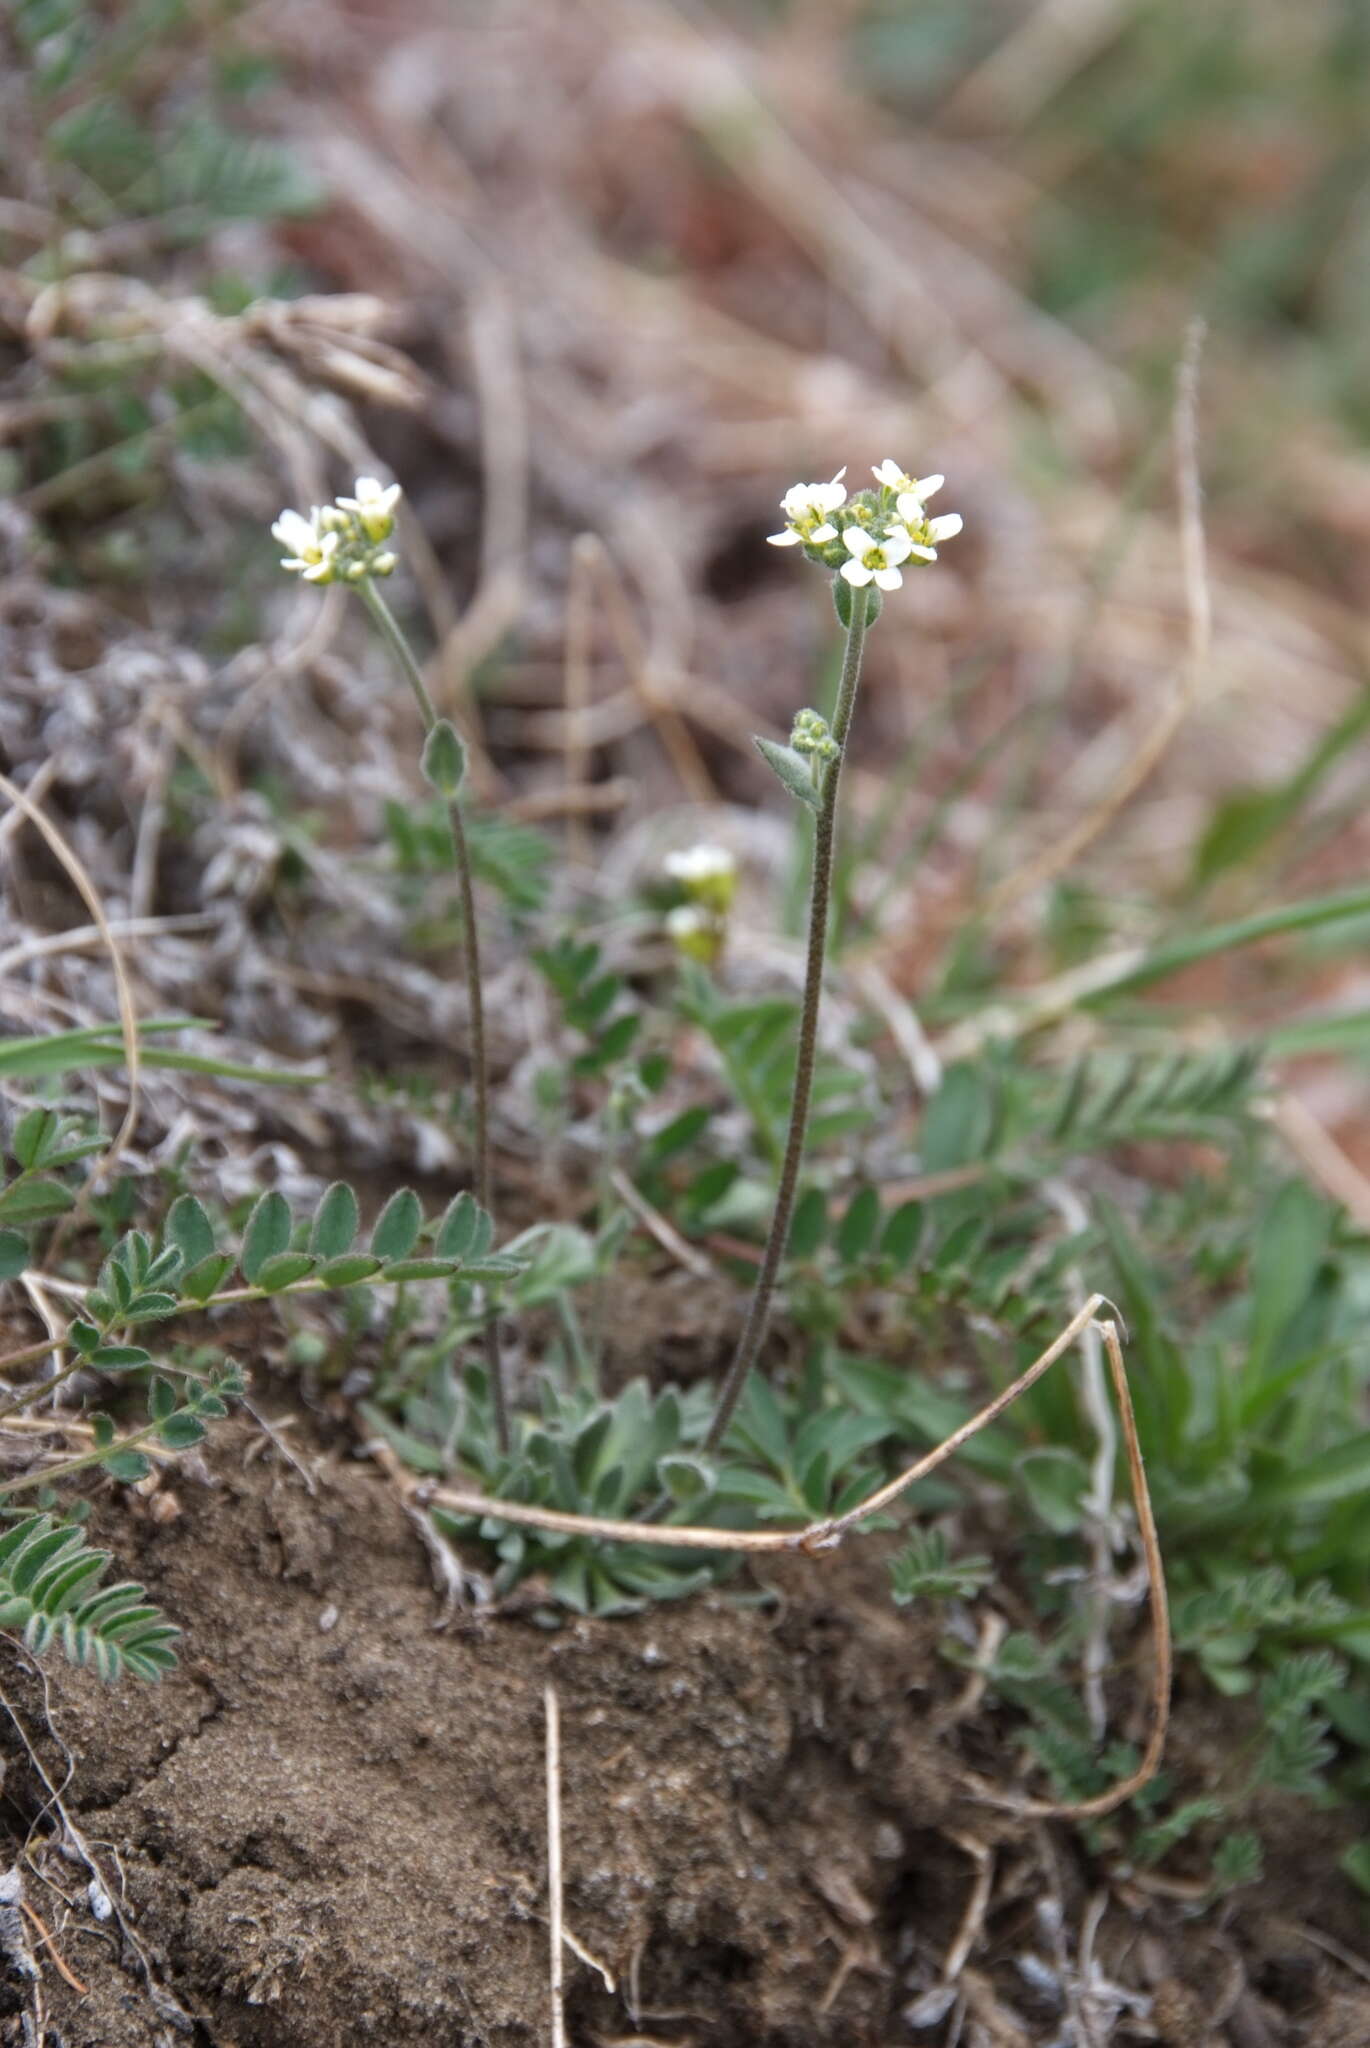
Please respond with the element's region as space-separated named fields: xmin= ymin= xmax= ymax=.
xmin=706 ymin=458 xmax=962 ymax=1452
xmin=355 ymin=580 xmax=509 ymax=1452
xmin=272 ymin=480 xmax=509 ymax=1449
xmin=704 ymin=588 xmax=871 ymax=1451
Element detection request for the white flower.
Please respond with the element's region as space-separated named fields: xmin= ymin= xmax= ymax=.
xmin=337 ymin=475 xmax=401 ymax=542
xmin=874 ymin=460 xmax=945 ymax=501
xmin=665 ymin=842 xmax=737 ymax=912
xmin=839 ymin=525 xmax=913 ymax=591
xmin=338 ymin=475 xmax=401 ymax=518
xmin=892 ymin=494 xmax=964 ymax=561
xmin=272 ymin=506 xmax=340 ymax=583
xmin=665 ymin=902 xmax=722 ymax=963
xmin=767 ymin=468 xmax=847 ymax=547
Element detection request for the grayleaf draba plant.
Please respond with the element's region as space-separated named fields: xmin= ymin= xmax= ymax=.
xmin=273 ymin=479 xmax=510 ymax=1448
xmin=272 ymin=462 xmax=961 ymax=1460
xmin=705 ymin=460 xmax=962 ymax=1450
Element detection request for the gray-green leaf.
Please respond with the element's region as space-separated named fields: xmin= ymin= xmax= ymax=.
xmin=753 ymin=737 xmax=822 ymax=813
xmin=421 ymin=719 xmax=466 ymax=796
xmin=371 ymin=1188 xmax=422 ymax=1261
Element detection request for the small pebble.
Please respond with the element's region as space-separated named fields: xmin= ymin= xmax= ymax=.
xmin=318 ymin=1603 xmax=340 ymax=1632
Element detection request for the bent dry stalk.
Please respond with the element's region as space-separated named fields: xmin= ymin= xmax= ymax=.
xmin=705 ymin=460 xmax=963 ymax=1452
xmin=272 ymin=479 xmax=510 ymax=1450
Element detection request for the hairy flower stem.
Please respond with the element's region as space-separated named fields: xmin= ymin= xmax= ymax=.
xmin=357 ymin=580 xmax=509 ymax=1453
xmin=705 ymin=589 xmax=871 ymax=1452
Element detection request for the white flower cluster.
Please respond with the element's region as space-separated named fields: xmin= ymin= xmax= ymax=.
xmin=766 ymin=459 xmax=962 ymax=593
xmin=664 ymin=842 xmax=738 ymax=965
xmin=272 ymin=477 xmax=402 ymax=585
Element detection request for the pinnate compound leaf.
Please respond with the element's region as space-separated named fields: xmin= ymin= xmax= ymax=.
xmin=0 ymin=1513 xmax=179 ymax=1680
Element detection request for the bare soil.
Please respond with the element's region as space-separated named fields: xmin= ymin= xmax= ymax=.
xmin=1 ymin=1426 xmax=1367 ymax=2048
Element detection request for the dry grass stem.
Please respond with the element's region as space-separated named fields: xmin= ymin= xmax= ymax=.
xmin=608 ymin=1168 xmax=717 ymax=1281
xmin=0 ymin=769 xmax=141 ymax=1210
xmin=985 ymin=318 xmax=1210 ymax=918
xmin=545 ymin=1683 xmax=566 ymax=2048
xmin=428 ymin=1294 xmax=1105 ymax=1549
xmin=581 ymin=536 xmax=716 ymax=805
xmin=1269 ymin=1094 xmax=1370 ymax=1235
xmin=426 ymin=1297 xmax=1169 ymax=1822
xmin=19 ymin=1899 xmax=88 ymax=1998
xmin=965 ymin=1317 xmax=1171 ymax=1820
xmin=563 ymin=535 xmax=599 ymax=866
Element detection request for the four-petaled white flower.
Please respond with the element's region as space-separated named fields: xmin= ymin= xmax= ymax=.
xmin=337 ymin=475 xmax=402 ymax=540
xmin=893 ymin=493 xmax=963 ymax=561
xmin=272 ymin=507 xmax=339 ymax=583
xmin=338 ymin=476 xmax=401 ymax=516
xmin=840 ymin=525 xmax=913 ymax=591
xmin=767 ymin=468 xmax=848 ymax=548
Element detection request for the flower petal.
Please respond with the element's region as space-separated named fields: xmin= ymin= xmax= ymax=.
xmin=906 ymin=543 xmax=937 ymax=561
xmin=928 ymin=512 xmax=962 ymax=542
xmin=914 ymin=474 xmax=944 ymax=500
xmin=810 ymin=522 xmax=837 ymax=545
xmin=839 ymin=559 xmax=873 ymax=586
xmin=767 ymin=529 xmax=800 ymax=546
xmin=882 ymin=528 xmax=914 ymax=564
xmin=873 ymin=567 xmax=904 ymax=591
xmin=842 ymin=527 xmax=875 ymax=559
xmin=272 ymin=509 xmax=316 ymax=551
